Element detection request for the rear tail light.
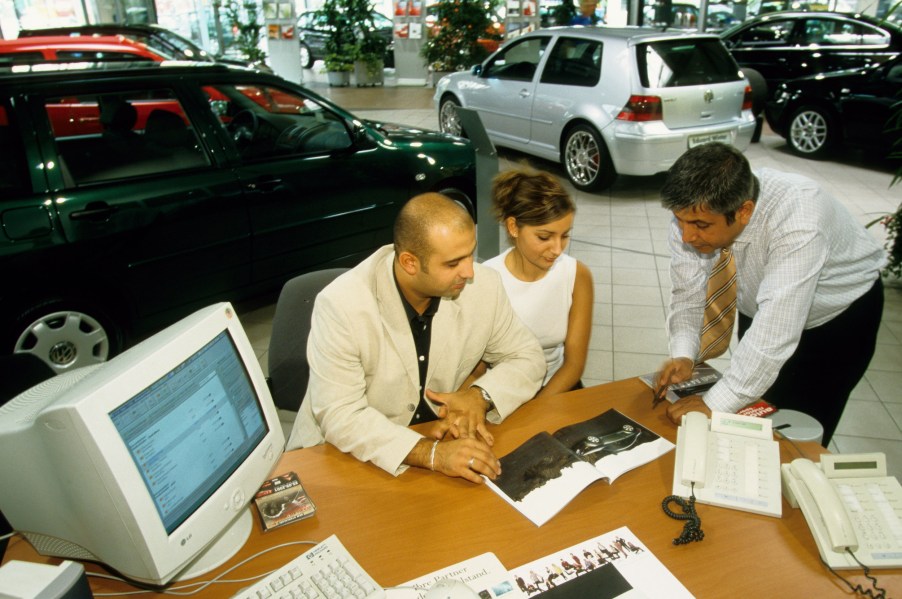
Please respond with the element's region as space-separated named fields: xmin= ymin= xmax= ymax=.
xmin=742 ymin=85 xmax=753 ymax=111
xmin=616 ymin=95 xmax=662 ymax=122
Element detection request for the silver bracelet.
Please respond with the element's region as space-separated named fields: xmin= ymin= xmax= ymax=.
xmin=429 ymin=439 xmax=440 ymax=472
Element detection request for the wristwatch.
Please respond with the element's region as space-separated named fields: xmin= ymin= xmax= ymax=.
xmin=474 ymin=385 xmax=495 ymax=413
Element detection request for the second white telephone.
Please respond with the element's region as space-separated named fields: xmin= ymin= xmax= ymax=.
xmin=782 ymin=453 xmax=902 ymax=569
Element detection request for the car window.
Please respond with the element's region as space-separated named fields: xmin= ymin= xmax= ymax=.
xmin=203 ymin=83 xmax=353 ymax=161
xmin=0 ymin=100 xmax=30 ymax=197
xmin=44 ymin=90 xmax=209 ymax=186
xmin=0 ymin=51 xmax=45 ymax=66
xmin=733 ymin=20 xmax=795 ymax=46
xmin=802 ymin=18 xmax=890 ymax=46
xmin=55 ymin=50 xmax=157 ymax=63
xmin=483 ymin=36 xmax=549 ymax=81
xmin=540 ymin=37 xmax=601 ymax=86
xmin=639 ymin=39 xmax=741 ymax=87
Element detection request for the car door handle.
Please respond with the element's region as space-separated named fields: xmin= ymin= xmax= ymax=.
xmin=70 ymin=202 xmax=116 ymax=221
xmin=519 ymin=89 xmax=531 ymax=98
xmin=246 ymin=177 xmax=283 ymax=193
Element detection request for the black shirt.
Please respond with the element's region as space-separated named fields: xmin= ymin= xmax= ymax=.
xmin=395 ymin=276 xmax=441 ymax=424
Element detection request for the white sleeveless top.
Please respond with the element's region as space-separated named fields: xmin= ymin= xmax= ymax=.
xmin=483 ymin=249 xmax=577 ymax=384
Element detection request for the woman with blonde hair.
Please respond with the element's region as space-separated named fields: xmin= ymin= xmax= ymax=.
xmin=484 ymin=168 xmax=594 ymax=396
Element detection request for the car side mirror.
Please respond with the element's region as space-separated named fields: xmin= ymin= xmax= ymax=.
xmin=471 ymin=64 xmax=483 ymax=77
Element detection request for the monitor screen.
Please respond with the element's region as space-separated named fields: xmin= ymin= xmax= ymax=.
xmin=0 ymin=303 xmax=285 ymax=587
xmin=110 ymin=330 xmax=267 ymax=535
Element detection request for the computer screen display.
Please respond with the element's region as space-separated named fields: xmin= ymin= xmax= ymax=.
xmin=110 ymin=330 xmax=267 ymax=534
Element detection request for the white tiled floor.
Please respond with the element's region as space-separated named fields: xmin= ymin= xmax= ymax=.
xmin=238 ymin=73 xmax=902 ymax=478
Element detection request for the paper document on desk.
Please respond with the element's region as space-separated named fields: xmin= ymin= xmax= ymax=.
xmin=508 ymin=526 xmax=693 ymax=598
xmin=485 ymin=409 xmax=674 ymax=526
xmin=401 ymin=552 xmax=526 ymax=598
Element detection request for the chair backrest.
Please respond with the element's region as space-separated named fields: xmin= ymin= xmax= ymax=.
xmin=267 ymin=268 xmax=349 ymax=412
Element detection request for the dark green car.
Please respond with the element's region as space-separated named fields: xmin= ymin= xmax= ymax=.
xmin=0 ymin=62 xmax=476 ymax=374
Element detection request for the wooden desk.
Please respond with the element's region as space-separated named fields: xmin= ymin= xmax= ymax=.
xmin=5 ymin=378 xmax=902 ymax=596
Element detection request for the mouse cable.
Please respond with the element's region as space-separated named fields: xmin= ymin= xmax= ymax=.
xmin=88 ymin=540 xmax=320 ymax=596
xmin=661 ymin=482 xmax=704 ymax=545
xmin=819 ymin=551 xmax=889 ymax=599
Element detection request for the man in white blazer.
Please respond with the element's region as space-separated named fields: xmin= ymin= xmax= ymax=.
xmin=287 ymin=193 xmax=545 ymax=482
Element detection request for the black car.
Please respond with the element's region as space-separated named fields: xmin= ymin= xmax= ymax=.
xmin=764 ymin=55 xmax=902 ymax=158
xmin=17 ymin=23 xmax=270 ymax=71
xmin=720 ymin=11 xmax=902 ymax=97
xmin=0 ymin=62 xmax=475 ymax=373
xmin=296 ymin=10 xmax=394 ymax=69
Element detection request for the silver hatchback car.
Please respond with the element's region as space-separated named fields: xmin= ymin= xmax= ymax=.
xmin=435 ymin=26 xmax=756 ymax=191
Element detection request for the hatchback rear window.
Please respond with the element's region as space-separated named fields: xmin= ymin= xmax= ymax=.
xmin=637 ymin=39 xmax=740 ymax=87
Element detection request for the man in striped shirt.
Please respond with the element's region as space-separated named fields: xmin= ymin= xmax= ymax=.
xmin=656 ymin=143 xmax=885 ymax=445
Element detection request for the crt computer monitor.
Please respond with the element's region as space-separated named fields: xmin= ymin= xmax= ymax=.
xmin=0 ymin=302 xmax=285 ymax=586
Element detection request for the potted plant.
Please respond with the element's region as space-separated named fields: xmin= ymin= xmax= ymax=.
xmin=353 ymin=24 xmax=388 ymax=86
xmin=319 ymin=0 xmax=357 ymax=86
xmin=420 ymin=0 xmax=498 ymax=85
xmin=218 ymin=0 xmax=267 ymax=65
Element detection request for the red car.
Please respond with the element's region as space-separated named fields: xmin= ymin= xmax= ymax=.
xmin=0 ymin=35 xmax=168 ymax=66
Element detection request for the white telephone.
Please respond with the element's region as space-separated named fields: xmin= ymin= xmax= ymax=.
xmin=672 ymin=411 xmax=782 ymax=517
xmin=782 ymin=453 xmax=902 ymax=569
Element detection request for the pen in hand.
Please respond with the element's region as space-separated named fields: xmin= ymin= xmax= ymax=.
xmin=652 ymin=382 xmax=668 ymax=408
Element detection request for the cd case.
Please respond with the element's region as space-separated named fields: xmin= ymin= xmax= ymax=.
xmin=254 ymin=471 xmax=316 ymax=531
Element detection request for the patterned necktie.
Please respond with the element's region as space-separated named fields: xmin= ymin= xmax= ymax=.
xmin=697 ymin=247 xmax=737 ymax=364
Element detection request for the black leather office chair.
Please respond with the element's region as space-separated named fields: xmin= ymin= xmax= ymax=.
xmin=0 ymin=353 xmax=56 ymax=561
xmin=267 ymin=268 xmax=349 ymax=432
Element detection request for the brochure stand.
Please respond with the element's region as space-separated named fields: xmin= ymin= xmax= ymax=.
xmin=391 ymin=0 xmax=428 ymax=85
xmin=456 ymin=107 xmax=500 ymax=262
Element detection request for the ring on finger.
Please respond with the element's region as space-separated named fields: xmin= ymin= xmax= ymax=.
xmin=467 ymin=457 xmax=475 ymax=468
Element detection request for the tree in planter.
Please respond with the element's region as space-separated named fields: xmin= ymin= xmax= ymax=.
xmin=347 ymin=0 xmax=388 ymax=80
xmin=217 ymin=0 xmax=267 ymax=64
xmin=320 ymin=0 xmax=357 ymax=72
xmin=421 ymin=0 xmax=500 ymax=72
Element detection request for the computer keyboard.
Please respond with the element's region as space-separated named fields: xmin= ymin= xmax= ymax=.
xmin=232 ymin=535 xmax=385 ymax=599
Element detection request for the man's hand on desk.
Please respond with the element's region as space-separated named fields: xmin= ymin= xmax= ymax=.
xmin=666 ymin=395 xmax=712 ymax=424
xmin=406 ymin=437 xmax=502 ymax=483
xmin=656 ymin=357 xmax=695 ymax=389
xmin=424 ymin=387 xmax=494 ymax=446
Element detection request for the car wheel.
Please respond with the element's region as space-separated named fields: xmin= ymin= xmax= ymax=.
xmin=563 ymin=124 xmax=616 ymax=192
xmin=12 ymin=300 xmax=123 ymax=375
xmin=787 ymin=105 xmax=834 ymax=158
xmin=299 ymin=43 xmax=314 ymax=69
xmin=439 ymin=97 xmax=465 ymax=137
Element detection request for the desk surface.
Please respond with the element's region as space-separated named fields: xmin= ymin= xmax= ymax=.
xmin=5 ymin=378 xmax=902 ymax=596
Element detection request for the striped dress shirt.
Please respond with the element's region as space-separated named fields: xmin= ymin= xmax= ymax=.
xmin=667 ymin=167 xmax=886 ymax=413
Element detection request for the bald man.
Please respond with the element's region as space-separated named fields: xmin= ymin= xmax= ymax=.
xmin=287 ymin=193 xmax=545 ymax=482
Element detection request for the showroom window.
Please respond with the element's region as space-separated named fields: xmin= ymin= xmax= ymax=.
xmin=44 ymin=89 xmax=208 ymax=186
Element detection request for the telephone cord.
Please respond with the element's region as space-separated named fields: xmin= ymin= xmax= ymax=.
xmin=662 ymin=483 xmax=705 ymax=545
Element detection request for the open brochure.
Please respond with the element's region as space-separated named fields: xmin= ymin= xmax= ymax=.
xmin=484 ymin=409 xmax=674 ymax=526
xmin=400 ymin=527 xmax=691 ymax=598
xmin=508 ymin=526 xmax=693 ymax=598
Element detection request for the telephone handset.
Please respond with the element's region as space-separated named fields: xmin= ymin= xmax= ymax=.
xmin=679 ymin=411 xmax=708 ymax=487
xmin=786 ymin=459 xmax=858 ymax=552
xmin=672 ymin=410 xmax=782 ymax=517
xmin=781 ymin=453 xmax=902 ymax=569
